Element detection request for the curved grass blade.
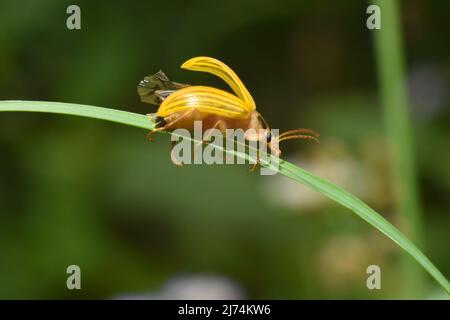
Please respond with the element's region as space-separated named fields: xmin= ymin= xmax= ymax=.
xmin=0 ymin=100 xmax=153 ymax=130
xmin=1 ymin=100 xmax=449 ymax=294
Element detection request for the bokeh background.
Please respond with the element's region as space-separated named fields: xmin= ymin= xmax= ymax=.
xmin=0 ymin=0 xmax=449 ymax=299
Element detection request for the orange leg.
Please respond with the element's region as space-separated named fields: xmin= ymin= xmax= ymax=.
xmin=146 ymin=130 xmax=156 ymax=142
xmin=152 ymin=109 xmax=196 ymax=166
xmin=249 ymin=151 xmax=260 ymax=172
xmin=146 ymin=109 xmax=195 ymax=142
xmin=198 ymin=119 xmax=226 ymax=146
xmin=162 ymin=109 xmax=195 ymax=128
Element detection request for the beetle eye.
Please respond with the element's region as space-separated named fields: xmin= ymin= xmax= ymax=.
xmin=266 ymin=131 xmax=272 ymax=143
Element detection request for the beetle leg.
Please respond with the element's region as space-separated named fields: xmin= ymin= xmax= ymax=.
xmin=146 ymin=109 xmax=195 ymax=142
xmin=146 ymin=130 xmax=156 ymax=142
xmin=155 ymin=109 xmax=195 ymax=131
xmin=199 ymin=119 xmax=226 ymax=146
xmin=249 ymin=152 xmax=260 ymax=172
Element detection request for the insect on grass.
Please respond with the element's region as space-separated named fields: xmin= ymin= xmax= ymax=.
xmin=138 ymin=56 xmax=319 ymax=169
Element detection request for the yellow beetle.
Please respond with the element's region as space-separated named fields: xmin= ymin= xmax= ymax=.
xmin=138 ymin=56 xmax=318 ymax=166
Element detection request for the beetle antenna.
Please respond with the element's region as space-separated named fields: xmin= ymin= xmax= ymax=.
xmin=278 ymin=128 xmax=320 ymax=139
xmin=278 ymin=134 xmax=319 ymax=143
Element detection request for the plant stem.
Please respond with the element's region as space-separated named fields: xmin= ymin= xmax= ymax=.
xmin=373 ymin=0 xmax=425 ymax=296
xmin=1 ymin=100 xmax=449 ymax=295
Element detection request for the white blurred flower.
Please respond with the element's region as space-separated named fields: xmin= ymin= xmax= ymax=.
xmin=262 ymin=137 xmax=393 ymax=212
xmin=263 ymin=140 xmax=366 ymax=211
xmin=112 ymin=274 xmax=246 ymax=300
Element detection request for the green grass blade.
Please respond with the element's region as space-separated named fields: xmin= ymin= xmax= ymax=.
xmin=0 ymin=100 xmax=154 ymax=130
xmin=1 ymin=100 xmax=449 ymax=294
xmin=275 ymin=160 xmax=449 ymax=294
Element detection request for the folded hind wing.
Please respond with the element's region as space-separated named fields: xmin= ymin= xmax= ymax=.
xmin=138 ymin=70 xmax=189 ymax=105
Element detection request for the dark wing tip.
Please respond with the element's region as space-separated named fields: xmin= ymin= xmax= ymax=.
xmin=137 ymin=70 xmax=189 ymax=105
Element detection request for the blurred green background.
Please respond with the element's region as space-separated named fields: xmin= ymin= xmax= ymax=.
xmin=0 ymin=0 xmax=449 ymax=299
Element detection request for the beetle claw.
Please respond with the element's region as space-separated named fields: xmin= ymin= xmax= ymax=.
xmin=249 ymin=157 xmax=259 ymax=172
xmin=146 ymin=131 xmax=155 ymax=142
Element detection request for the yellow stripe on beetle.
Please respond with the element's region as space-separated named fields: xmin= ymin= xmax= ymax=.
xmin=157 ymin=86 xmax=250 ymax=119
